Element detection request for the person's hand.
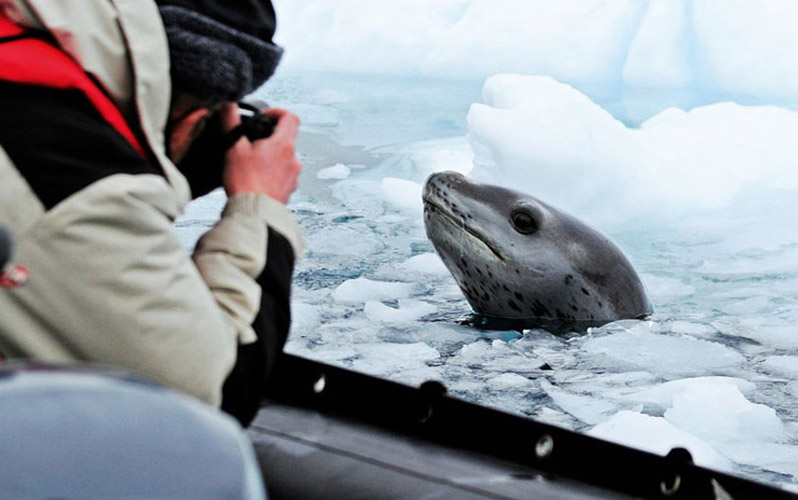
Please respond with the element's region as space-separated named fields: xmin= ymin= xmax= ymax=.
xmin=220 ymin=102 xmax=302 ymax=203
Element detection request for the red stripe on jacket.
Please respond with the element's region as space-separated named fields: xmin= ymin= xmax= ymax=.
xmin=0 ymin=16 xmax=147 ymax=158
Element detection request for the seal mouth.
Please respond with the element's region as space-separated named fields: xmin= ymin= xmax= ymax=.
xmin=423 ymin=198 xmax=508 ymax=263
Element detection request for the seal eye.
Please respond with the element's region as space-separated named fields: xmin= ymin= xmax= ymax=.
xmin=511 ymin=210 xmax=539 ymax=235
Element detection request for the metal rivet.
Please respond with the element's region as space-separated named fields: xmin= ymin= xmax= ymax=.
xmin=313 ymin=374 xmax=326 ymax=394
xmin=535 ymin=434 xmax=554 ymax=459
xmin=660 ymin=474 xmax=681 ymax=497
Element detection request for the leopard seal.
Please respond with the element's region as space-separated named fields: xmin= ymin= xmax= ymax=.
xmin=423 ymin=171 xmax=652 ymax=331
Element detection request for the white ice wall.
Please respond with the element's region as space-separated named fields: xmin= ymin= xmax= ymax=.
xmin=273 ymin=0 xmax=798 ymax=107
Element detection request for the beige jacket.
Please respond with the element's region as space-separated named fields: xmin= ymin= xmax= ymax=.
xmin=0 ymin=0 xmax=303 ymax=406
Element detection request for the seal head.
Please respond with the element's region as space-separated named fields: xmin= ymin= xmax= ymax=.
xmin=423 ymin=171 xmax=652 ymax=331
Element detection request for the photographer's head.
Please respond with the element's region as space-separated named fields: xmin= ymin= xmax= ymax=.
xmin=156 ymin=0 xmax=283 ymax=163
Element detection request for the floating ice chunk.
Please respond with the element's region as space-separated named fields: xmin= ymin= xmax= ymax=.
xmin=468 ymin=74 xmax=798 ymax=227
xmin=290 ymin=302 xmax=321 ymax=336
xmin=619 ymin=377 xmax=756 ymax=410
xmin=356 ymin=342 xmax=440 ymax=363
xmin=533 ymin=406 xmax=576 ymax=429
xmin=540 ymin=379 xmax=617 ymax=426
xmin=725 ymin=319 xmax=798 ymax=350
xmin=400 ymin=253 xmax=450 ymax=276
xmin=712 ymin=296 xmax=773 ymax=318
xmin=787 ymin=381 xmax=798 ymax=399
xmin=317 ymin=163 xmax=352 ymax=180
xmin=582 ymin=327 xmax=744 ymax=377
xmin=331 ymin=180 xmax=385 ymax=216
xmin=560 ymin=371 xmax=656 ymax=396
xmin=588 ymin=411 xmax=731 ymax=469
xmin=349 ymin=342 xmax=441 ymax=384
xmin=467 ymin=75 xmax=628 ymax=222
xmin=453 ymin=340 xmax=501 ymax=362
xmin=761 ymin=356 xmax=798 ymax=378
xmin=720 ymin=442 xmax=798 ymax=480
xmin=489 ymin=373 xmax=534 ymax=389
xmin=364 ymin=299 xmax=437 ymax=323
xmin=452 ymin=339 xmax=545 ymax=373
xmin=333 ymin=277 xmax=418 ymax=304
xmin=316 ymin=319 xmax=385 ymax=347
xmin=381 ymin=177 xmax=423 ymax=213
xmin=665 ymin=383 xmax=786 ymax=444
xmin=385 ymin=322 xmax=483 ymax=348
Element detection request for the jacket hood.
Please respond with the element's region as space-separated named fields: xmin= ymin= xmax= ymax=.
xmin=3 ymin=0 xmax=192 ymax=206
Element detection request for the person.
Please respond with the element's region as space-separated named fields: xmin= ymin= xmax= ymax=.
xmin=0 ymin=0 xmax=302 ymax=426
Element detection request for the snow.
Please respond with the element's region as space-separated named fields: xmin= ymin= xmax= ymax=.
xmin=171 ymin=0 xmax=798 ymax=490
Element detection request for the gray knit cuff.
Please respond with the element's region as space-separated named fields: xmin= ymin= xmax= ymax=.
xmin=223 ymin=193 xmax=305 ymax=259
xmin=160 ymin=6 xmax=283 ymax=101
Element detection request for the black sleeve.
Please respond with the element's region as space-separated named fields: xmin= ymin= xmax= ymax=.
xmin=220 ymin=229 xmax=295 ymax=427
xmin=0 ymin=81 xmax=160 ymax=210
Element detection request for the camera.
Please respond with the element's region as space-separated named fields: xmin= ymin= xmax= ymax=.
xmin=234 ymin=98 xmax=277 ymax=143
xmin=178 ymin=99 xmax=278 ymax=199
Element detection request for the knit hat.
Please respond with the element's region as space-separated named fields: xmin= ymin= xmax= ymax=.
xmin=156 ymin=0 xmax=283 ymax=102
